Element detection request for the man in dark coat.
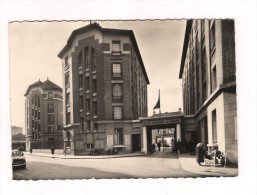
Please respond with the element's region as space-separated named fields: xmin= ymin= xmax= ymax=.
xmin=51 ymin=147 xmax=55 ymax=155
xmin=157 ymin=142 xmax=161 ymax=151
xmin=195 ymin=143 xmax=205 ymax=165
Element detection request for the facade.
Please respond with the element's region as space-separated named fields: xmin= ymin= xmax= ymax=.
xmin=179 ymin=20 xmax=237 ymax=163
xmin=58 ymin=23 xmax=149 ymax=155
xmin=24 ymin=79 xmax=63 ymax=150
xmin=11 ymin=126 xmax=23 ymax=135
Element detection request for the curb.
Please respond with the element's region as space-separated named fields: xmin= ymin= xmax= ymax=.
xmin=25 ymin=152 xmax=147 ymax=159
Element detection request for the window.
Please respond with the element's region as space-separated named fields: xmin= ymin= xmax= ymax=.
xmin=84 ymin=47 xmax=89 ymax=69
xmin=79 ymin=96 xmax=83 ymax=109
xmin=86 ymin=144 xmax=93 ymax=149
xmin=38 ymin=123 xmax=41 ymax=131
xmin=37 ymin=96 xmax=40 ymax=108
xmin=113 ymin=106 xmax=122 ymax=120
xmin=79 ymin=74 xmax=83 ymax=89
xmin=85 ymin=77 xmax=90 ymax=91
xmin=115 ymin=128 xmax=123 ymax=145
xmin=92 ymin=79 xmax=97 ymax=93
xmin=93 ymin=101 xmax=97 ymax=115
xmin=48 ymin=126 xmax=54 ymax=134
xmin=86 ymin=98 xmax=90 ymax=112
xmin=48 ymin=92 xmax=53 ymax=99
xmin=93 ymin=123 xmax=98 ymax=131
xmin=48 ymin=103 xmax=54 ymax=113
xmin=91 ymin=48 xmax=96 ymax=71
xmin=66 ymin=112 xmax=70 ymax=125
xmin=35 ymin=95 xmax=38 ymax=106
xmin=87 ymin=120 xmax=91 ymax=131
xmin=113 ymin=83 xmax=123 ymax=99
xmin=78 ymin=51 xmax=82 ymax=67
xmin=211 ymin=66 xmax=217 ymax=92
xmin=65 ymin=56 xmax=69 ymax=69
xmin=210 ymin=20 xmax=216 ymax=53
xmin=65 ymin=73 xmax=70 ymax=88
xmin=48 ymin=114 xmax=54 ymax=125
xmin=112 ymin=63 xmax=122 ymax=77
xmin=66 ymin=93 xmax=70 ymax=106
xmin=32 ymin=96 xmax=34 ymax=105
xmin=112 ymin=41 xmax=121 ymax=53
xmin=80 ymin=117 xmax=84 ymax=131
xmin=212 ymin=109 xmax=217 ymax=143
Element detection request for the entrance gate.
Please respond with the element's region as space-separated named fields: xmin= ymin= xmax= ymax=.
xmin=140 ymin=112 xmax=183 ymax=154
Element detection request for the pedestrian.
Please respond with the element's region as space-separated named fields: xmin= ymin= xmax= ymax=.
xmin=51 ymin=146 xmax=55 ymax=155
xmin=152 ymin=143 xmax=156 ymax=152
xmin=30 ymin=147 xmax=33 ymax=154
xmin=157 ymin=142 xmax=161 ymax=151
xmin=195 ymin=143 xmax=205 ymax=166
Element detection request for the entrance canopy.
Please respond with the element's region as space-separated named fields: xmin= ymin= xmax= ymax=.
xmin=139 ymin=111 xmax=184 ymax=128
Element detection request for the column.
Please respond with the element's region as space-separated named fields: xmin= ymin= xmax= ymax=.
xmin=176 ymin=123 xmax=181 ymax=141
xmin=142 ymin=126 xmax=147 ymax=154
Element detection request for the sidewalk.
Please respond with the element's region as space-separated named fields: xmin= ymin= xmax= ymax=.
xmin=24 ymin=151 xmax=238 ymax=176
xmin=177 ymin=153 xmax=238 ymax=177
xmin=24 ymin=151 xmax=146 ymax=159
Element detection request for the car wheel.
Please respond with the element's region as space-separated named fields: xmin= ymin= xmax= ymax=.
xmin=23 ymin=165 xmax=26 ymax=169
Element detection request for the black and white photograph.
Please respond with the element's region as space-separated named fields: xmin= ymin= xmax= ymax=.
xmin=9 ymin=19 xmax=238 ymax=180
xmin=0 ymin=1 xmax=256 ymax=195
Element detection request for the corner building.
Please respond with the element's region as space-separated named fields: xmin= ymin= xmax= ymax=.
xmin=24 ymin=79 xmax=63 ymax=150
xmin=58 ymin=23 xmax=149 ymax=155
xmin=179 ymin=20 xmax=237 ymax=163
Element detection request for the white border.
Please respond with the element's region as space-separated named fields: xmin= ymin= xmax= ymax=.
xmin=1 ymin=1 xmax=256 ymax=195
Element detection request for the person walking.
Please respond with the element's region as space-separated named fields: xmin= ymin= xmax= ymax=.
xmin=152 ymin=143 xmax=156 ymax=152
xmin=51 ymin=146 xmax=55 ymax=155
xmin=195 ymin=143 xmax=205 ymax=166
xmin=157 ymin=142 xmax=161 ymax=151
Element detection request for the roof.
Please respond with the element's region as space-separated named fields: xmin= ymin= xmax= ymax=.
xmin=58 ymin=23 xmax=150 ymax=84
xmin=179 ymin=20 xmax=193 ymax=79
xmin=24 ymin=78 xmax=62 ymax=96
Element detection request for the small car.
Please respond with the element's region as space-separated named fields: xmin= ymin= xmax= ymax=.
xmin=12 ymin=149 xmax=26 ymax=169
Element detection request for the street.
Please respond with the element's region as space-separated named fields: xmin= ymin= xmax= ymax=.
xmin=13 ymin=151 xmax=199 ymax=180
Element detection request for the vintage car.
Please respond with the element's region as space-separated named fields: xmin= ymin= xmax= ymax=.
xmin=12 ymin=149 xmax=26 ymax=168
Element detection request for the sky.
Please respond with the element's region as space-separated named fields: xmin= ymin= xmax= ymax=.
xmin=9 ymin=20 xmax=186 ymax=132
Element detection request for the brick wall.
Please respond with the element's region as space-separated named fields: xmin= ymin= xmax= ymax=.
xmin=222 ymin=20 xmax=236 ymax=83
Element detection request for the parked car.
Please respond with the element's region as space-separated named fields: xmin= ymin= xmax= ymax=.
xmin=12 ymin=149 xmax=26 ymax=169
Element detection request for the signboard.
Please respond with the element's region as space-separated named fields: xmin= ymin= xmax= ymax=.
xmin=142 ymin=117 xmax=181 ymax=126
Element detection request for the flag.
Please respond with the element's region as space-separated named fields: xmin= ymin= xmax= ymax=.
xmin=153 ymin=89 xmax=160 ymax=110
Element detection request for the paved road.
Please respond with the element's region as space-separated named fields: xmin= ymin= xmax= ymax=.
xmin=13 ymin=151 xmax=200 ymax=180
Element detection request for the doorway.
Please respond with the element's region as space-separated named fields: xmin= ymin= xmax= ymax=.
xmin=132 ymin=134 xmax=141 ymax=152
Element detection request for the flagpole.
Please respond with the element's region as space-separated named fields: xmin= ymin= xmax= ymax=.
xmin=159 ymin=89 xmax=161 ymax=114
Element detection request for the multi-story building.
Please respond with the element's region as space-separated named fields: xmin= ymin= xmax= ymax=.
xmin=24 ymin=79 xmax=63 ymax=150
xmin=11 ymin=126 xmax=23 ymax=135
xmin=179 ymin=19 xmax=237 ymax=163
xmin=58 ymin=23 xmax=149 ymax=155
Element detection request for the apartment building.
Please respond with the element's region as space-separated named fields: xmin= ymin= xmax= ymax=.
xmin=58 ymin=23 xmax=149 ymax=155
xmin=179 ymin=20 xmax=237 ymax=163
xmin=24 ymin=79 xmax=63 ymax=150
